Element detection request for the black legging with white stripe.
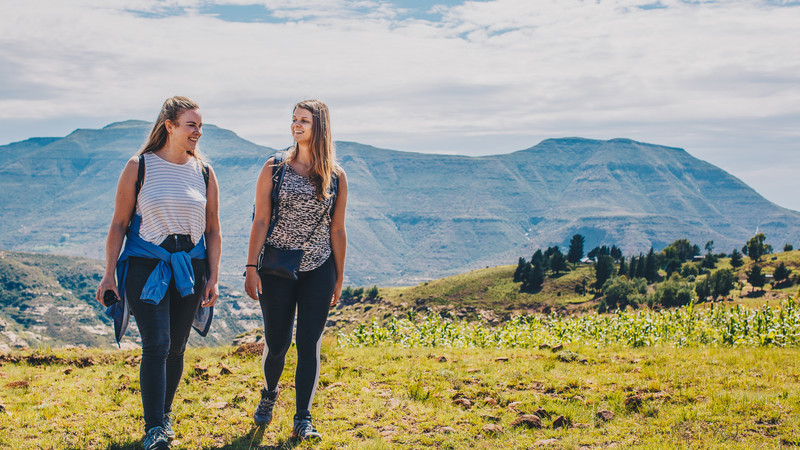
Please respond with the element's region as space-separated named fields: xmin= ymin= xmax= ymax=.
xmin=257 ymin=256 xmax=335 ymax=417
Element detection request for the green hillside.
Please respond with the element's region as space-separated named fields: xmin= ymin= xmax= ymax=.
xmin=336 ymin=250 xmax=800 ymax=329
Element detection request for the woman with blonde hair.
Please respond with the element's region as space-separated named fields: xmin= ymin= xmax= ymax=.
xmin=96 ymin=96 xmax=221 ymax=449
xmin=244 ymin=99 xmax=348 ymax=441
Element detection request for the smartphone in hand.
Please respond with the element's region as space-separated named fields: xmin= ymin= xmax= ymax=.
xmin=103 ymin=290 xmax=119 ymax=307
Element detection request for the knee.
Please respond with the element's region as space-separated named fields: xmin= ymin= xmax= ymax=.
xmin=264 ymin=341 xmax=291 ymax=362
xmin=140 ymin=332 xmax=170 ymax=360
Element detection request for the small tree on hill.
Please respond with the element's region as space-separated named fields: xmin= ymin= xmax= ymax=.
xmin=531 ymin=249 xmax=545 ymax=269
xmin=785 ymin=244 xmax=794 ymax=252
xmin=747 ymin=264 xmax=766 ymax=292
xmin=628 ymin=256 xmax=638 ymax=279
xmin=695 ymin=276 xmax=712 ymax=302
xmin=549 ymin=250 xmax=568 ymax=276
xmin=513 ymin=257 xmax=527 ymax=282
xmin=711 ymin=268 xmax=736 ymax=300
xmin=730 ymin=249 xmax=744 ymax=270
xmin=522 ymin=263 xmax=545 ymax=293
xmin=567 ymin=234 xmax=585 ymax=264
xmin=662 ymin=239 xmax=700 ymax=262
xmin=773 ymin=262 xmax=792 ymax=286
xmin=645 ymin=248 xmax=658 ymax=282
xmin=743 ymin=233 xmax=771 ymax=262
xmin=594 ymin=255 xmax=615 ymax=291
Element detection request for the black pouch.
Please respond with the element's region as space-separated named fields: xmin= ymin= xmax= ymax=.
xmin=258 ymin=244 xmax=304 ymax=280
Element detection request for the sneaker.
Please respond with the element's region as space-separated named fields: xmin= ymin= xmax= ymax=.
xmin=253 ymin=387 xmax=279 ymax=426
xmin=292 ymin=414 xmax=322 ymax=441
xmin=163 ymin=413 xmax=175 ymax=440
xmin=143 ymin=425 xmax=170 ymax=450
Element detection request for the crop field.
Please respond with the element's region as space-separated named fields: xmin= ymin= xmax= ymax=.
xmin=339 ymin=300 xmax=800 ymax=349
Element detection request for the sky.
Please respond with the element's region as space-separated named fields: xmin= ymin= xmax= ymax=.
xmin=1 ymin=0 xmax=799 ymax=209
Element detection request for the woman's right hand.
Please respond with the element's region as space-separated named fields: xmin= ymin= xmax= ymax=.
xmin=244 ymin=268 xmax=262 ymax=301
xmin=96 ymin=275 xmax=120 ymax=306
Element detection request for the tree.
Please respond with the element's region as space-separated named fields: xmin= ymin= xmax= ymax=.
xmin=773 ymin=262 xmax=792 ymax=286
xmin=730 ymin=249 xmax=744 ymax=270
xmin=610 ymin=245 xmax=623 ymax=261
xmin=744 ymin=233 xmax=770 ymax=262
xmin=549 ymin=250 xmax=569 ymax=276
xmin=522 ymin=263 xmax=545 ymax=293
xmin=645 ymin=248 xmax=658 ymax=282
xmin=594 ymin=255 xmax=615 ymax=291
xmin=618 ymin=256 xmax=627 ymax=276
xmin=747 ymin=264 xmax=766 ymax=292
xmin=662 ymin=239 xmax=699 ymax=262
xmin=628 ymin=256 xmax=639 ymax=279
xmin=567 ymin=234 xmax=585 ymax=264
xmin=664 ymin=258 xmax=682 ymax=277
xmin=695 ymin=276 xmax=712 ymax=302
xmin=531 ymin=249 xmax=545 ymax=269
xmin=785 ymin=244 xmax=794 ymax=252
xmin=700 ymin=240 xmax=717 ymax=269
xmin=513 ymin=257 xmax=527 ymax=282
xmin=710 ymin=269 xmax=736 ymax=300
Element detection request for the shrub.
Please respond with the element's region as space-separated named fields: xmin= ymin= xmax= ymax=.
xmin=600 ymin=276 xmax=646 ymax=311
xmin=654 ymin=274 xmax=695 ymax=307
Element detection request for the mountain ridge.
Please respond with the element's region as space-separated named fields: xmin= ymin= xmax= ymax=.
xmin=2 ymin=121 xmax=799 ymax=285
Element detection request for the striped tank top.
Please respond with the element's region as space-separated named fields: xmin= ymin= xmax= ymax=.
xmin=135 ymin=152 xmax=207 ymax=246
xmin=266 ymin=163 xmax=335 ymax=272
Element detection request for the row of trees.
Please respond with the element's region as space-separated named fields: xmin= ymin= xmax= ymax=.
xmin=514 ymin=232 xmax=796 ymax=311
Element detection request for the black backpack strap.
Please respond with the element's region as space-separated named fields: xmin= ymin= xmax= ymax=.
xmin=133 ymin=154 xmax=145 ymax=216
xmin=267 ymin=153 xmax=287 ymax=238
xmin=329 ymin=171 xmax=339 ymax=218
xmin=201 ymin=162 xmax=209 ymax=188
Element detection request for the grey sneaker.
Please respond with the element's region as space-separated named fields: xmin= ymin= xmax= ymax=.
xmin=163 ymin=413 xmax=175 ymax=440
xmin=253 ymin=387 xmax=279 ymax=426
xmin=143 ymin=425 xmax=170 ymax=450
xmin=292 ymin=414 xmax=322 ymax=441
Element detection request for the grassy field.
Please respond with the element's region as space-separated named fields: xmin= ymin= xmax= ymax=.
xmin=3 ymin=340 xmax=800 ymax=449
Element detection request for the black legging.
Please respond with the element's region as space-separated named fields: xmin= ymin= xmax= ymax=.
xmin=258 ymin=256 xmax=335 ymax=417
xmin=125 ymin=235 xmax=206 ymax=431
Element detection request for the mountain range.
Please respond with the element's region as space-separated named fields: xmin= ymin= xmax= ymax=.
xmin=2 ymin=120 xmax=800 ymax=286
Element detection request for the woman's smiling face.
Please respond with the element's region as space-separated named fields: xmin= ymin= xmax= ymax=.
xmin=167 ymin=108 xmax=202 ymax=151
xmin=291 ymin=107 xmax=314 ymax=145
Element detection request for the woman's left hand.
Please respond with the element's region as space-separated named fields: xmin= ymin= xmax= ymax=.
xmin=330 ymin=284 xmax=341 ymax=308
xmin=203 ymin=282 xmax=219 ymax=307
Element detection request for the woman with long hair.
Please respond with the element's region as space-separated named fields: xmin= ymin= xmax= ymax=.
xmin=96 ymin=96 xmax=221 ymax=450
xmin=244 ymin=99 xmax=348 ymax=441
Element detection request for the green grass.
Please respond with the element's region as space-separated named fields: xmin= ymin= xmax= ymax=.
xmin=3 ymin=343 xmax=800 ymax=448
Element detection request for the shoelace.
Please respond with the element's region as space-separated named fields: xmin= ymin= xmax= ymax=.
xmin=257 ymin=395 xmax=276 ymax=413
xmin=295 ymin=419 xmax=316 ymax=436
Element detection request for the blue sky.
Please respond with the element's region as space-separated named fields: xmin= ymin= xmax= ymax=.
xmin=1 ymin=0 xmax=799 ymax=210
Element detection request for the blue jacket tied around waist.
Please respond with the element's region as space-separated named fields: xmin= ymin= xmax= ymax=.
xmin=106 ymin=214 xmax=213 ymax=344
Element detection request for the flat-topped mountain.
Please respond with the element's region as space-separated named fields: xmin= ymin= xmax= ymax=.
xmin=2 ymin=122 xmax=799 ymax=285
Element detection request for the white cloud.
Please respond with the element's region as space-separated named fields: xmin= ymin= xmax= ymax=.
xmin=1 ymin=0 xmax=799 ymax=208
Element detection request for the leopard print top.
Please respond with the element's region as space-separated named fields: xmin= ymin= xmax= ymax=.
xmin=265 ymin=163 xmax=335 ymax=272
